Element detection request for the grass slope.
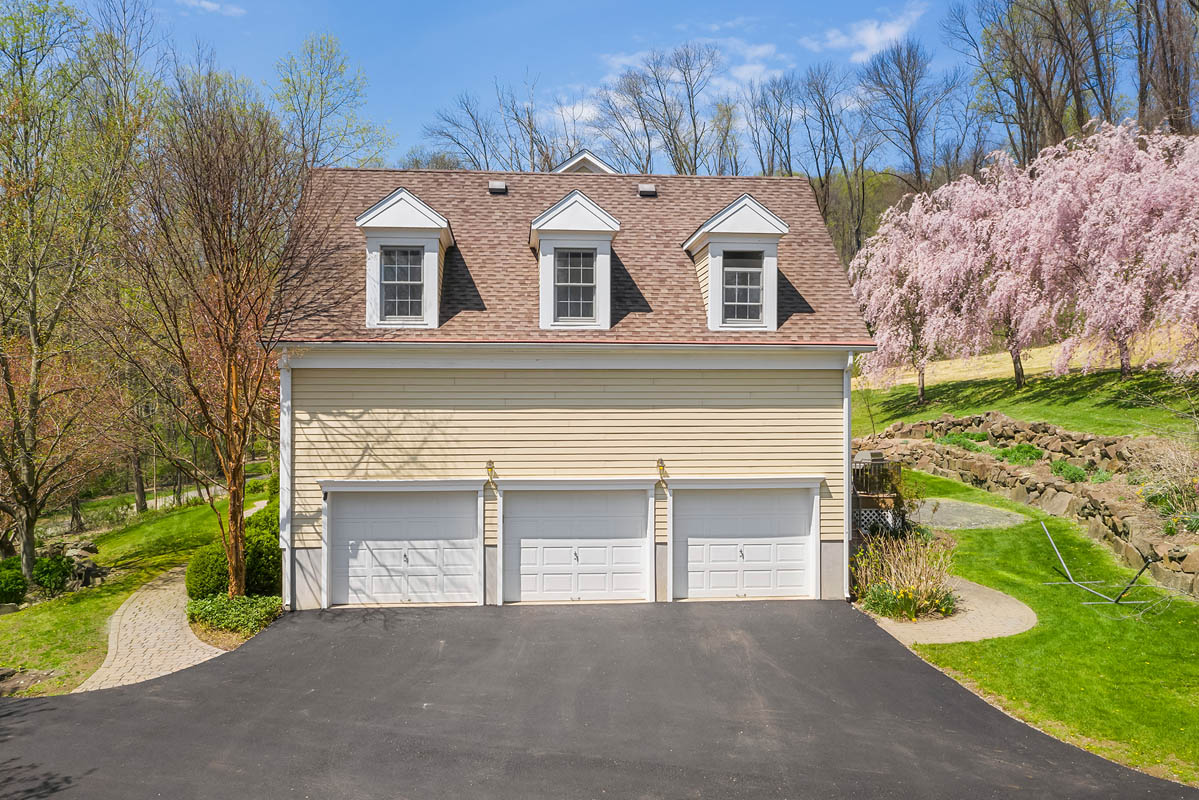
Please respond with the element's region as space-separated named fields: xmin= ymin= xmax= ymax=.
xmin=854 ymin=368 xmax=1190 ymax=438
xmin=0 ymin=492 xmax=265 ymax=696
xmin=907 ymin=471 xmax=1199 ymax=785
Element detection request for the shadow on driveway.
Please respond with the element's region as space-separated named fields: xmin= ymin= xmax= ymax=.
xmin=0 ymin=601 xmax=1193 ymax=799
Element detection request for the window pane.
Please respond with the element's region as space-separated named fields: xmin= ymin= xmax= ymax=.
xmin=553 ymin=248 xmax=597 ymax=321
xmin=380 ymin=246 xmax=424 ymax=320
xmin=722 ymin=251 xmax=763 ymax=324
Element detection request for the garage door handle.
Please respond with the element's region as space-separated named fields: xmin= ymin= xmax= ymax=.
xmin=403 ymin=553 xmax=409 ymax=565
xmin=573 ymin=549 xmax=579 ymax=563
xmin=738 ymin=546 xmax=744 ymax=560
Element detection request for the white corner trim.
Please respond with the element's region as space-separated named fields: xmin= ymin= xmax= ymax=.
xmin=279 ymin=358 xmax=293 ymax=610
xmin=551 ymin=149 xmax=620 ymax=174
xmin=476 ymin=489 xmax=486 ymax=606
xmin=538 ymin=235 xmax=613 ymax=330
xmin=706 ymin=237 xmax=779 ymax=332
xmin=664 ymin=485 xmax=674 ymax=601
xmin=683 ymin=193 xmax=788 ymax=254
xmin=318 ymin=478 xmax=486 ymax=492
xmin=364 ymin=234 xmax=441 ymax=329
xmin=645 ymin=488 xmax=656 ymax=602
xmin=843 ymin=350 xmax=853 ymax=600
xmin=809 ymin=486 xmax=822 ymax=600
xmin=495 ymin=488 xmax=505 ymax=606
xmin=320 ymin=490 xmax=330 ymax=609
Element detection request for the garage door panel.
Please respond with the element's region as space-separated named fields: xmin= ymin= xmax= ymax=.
xmin=503 ymin=490 xmax=649 ymax=603
xmin=673 ymin=488 xmax=814 ymax=600
xmin=329 ymin=491 xmax=480 ymax=606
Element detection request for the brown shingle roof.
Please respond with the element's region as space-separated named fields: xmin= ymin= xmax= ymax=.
xmin=284 ymin=168 xmax=872 ymax=346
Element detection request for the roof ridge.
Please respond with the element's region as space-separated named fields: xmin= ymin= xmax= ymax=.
xmin=315 ymin=166 xmax=812 ymax=181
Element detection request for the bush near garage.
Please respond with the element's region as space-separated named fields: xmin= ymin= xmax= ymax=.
xmin=185 ymin=499 xmax=282 ymax=599
xmin=187 ymin=594 xmax=281 ymax=635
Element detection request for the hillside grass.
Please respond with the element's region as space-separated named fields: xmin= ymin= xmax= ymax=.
xmin=0 ymin=491 xmax=266 ymax=696
xmin=905 ymin=471 xmax=1199 ymax=785
xmin=853 ymin=368 xmax=1191 ymax=438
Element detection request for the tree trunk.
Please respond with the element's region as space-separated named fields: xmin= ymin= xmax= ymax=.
xmin=17 ymin=510 xmax=37 ymax=582
xmin=0 ymin=529 xmax=16 ymax=559
xmin=225 ymin=461 xmax=247 ymax=597
xmin=1117 ymin=337 xmax=1133 ymax=379
xmin=1010 ymin=346 xmax=1026 ymax=390
xmin=69 ymin=497 xmax=85 ymax=534
xmin=916 ymin=367 xmax=926 ymax=405
xmin=132 ymin=451 xmax=147 ymax=513
xmin=173 ymin=469 xmax=183 ymax=506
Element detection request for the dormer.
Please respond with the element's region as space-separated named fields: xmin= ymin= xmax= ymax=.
xmin=530 ymin=190 xmax=620 ymax=330
xmin=683 ymin=194 xmax=789 ymax=332
xmin=551 ymin=149 xmax=620 ymax=174
xmin=356 ymin=188 xmax=453 ymax=329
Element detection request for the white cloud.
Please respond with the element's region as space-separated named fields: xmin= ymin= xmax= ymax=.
xmin=799 ymin=1 xmax=926 ymax=63
xmin=176 ymin=0 xmax=246 ymax=17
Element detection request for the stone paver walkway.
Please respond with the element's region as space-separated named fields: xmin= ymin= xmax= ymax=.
xmin=75 ymin=499 xmax=268 ymax=693
xmin=912 ymin=498 xmax=1027 ymax=530
xmin=74 ymin=566 xmax=221 ymax=692
xmin=872 ymin=576 xmax=1038 ymax=646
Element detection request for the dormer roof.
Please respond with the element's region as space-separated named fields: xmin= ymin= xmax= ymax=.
xmin=682 ymin=193 xmax=789 ymax=254
xmin=550 ymin=149 xmax=620 ymax=175
xmin=355 ymin=187 xmax=454 ymax=248
xmin=529 ymin=189 xmax=621 ymax=248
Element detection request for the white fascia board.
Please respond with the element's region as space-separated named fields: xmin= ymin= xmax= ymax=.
xmin=284 ymin=343 xmax=871 ymax=370
xmin=496 ymin=477 xmax=659 ymax=491
xmin=683 ymin=193 xmax=789 ymax=255
xmin=356 ymin=188 xmax=454 ymax=247
xmin=318 ymin=478 xmax=485 ymax=492
xmin=667 ymin=476 xmax=825 ymax=490
xmin=530 ymin=189 xmax=620 ymax=247
xmin=551 ymin=149 xmax=619 ymax=174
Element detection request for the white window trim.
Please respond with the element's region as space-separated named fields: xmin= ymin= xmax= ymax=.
xmin=707 ymin=236 xmax=779 ymax=332
xmin=538 ymin=234 xmax=613 ymax=330
xmin=364 ymin=232 xmax=440 ymax=329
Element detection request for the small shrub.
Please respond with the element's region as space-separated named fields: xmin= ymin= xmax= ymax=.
xmin=1090 ymin=469 xmax=1113 ymax=484
xmin=851 ymin=533 xmax=956 ymax=621
xmin=0 ymin=569 xmax=27 ymax=604
xmin=187 ymin=594 xmax=281 ymax=635
xmin=185 ymin=528 xmax=282 ymax=599
xmin=1051 ymin=459 xmax=1088 ymax=483
xmin=937 ymin=433 xmax=982 ymax=452
xmin=32 ymin=555 xmax=74 ymax=596
xmin=996 ymin=443 xmax=1044 ymax=466
xmin=960 ymin=431 xmax=989 ymax=441
xmin=1129 ymin=436 xmax=1199 ymax=530
xmin=0 ymin=556 xmax=20 ymax=573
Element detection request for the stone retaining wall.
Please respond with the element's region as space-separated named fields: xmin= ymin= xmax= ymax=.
xmin=856 ymin=424 xmax=1198 ymax=598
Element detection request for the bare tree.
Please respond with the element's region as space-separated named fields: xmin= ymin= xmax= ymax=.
xmin=104 ymin=60 xmax=340 ymax=595
xmin=743 ymin=73 xmax=799 ymax=176
xmin=634 ymin=43 xmax=722 ymax=174
xmin=1135 ymin=0 xmax=1197 ymax=132
xmin=424 ymin=91 xmax=499 ymax=170
xmin=860 ymin=37 xmax=961 ymax=193
xmin=592 ymin=73 xmax=656 ymax=172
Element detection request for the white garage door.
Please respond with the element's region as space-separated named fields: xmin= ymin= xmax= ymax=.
xmin=673 ymin=488 xmax=814 ymax=599
xmin=330 ymin=491 xmax=479 ymax=605
xmin=503 ymin=490 xmax=649 ymax=603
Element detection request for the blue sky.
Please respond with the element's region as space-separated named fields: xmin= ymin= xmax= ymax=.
xmin=165 ymin=0 xmax=955 ymax=161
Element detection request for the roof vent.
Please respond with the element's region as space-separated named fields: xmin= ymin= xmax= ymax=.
xmin=637 ymin=183 xmax=657 ymax=197
xmin=488 ymin=180 xmax=508 ymax=195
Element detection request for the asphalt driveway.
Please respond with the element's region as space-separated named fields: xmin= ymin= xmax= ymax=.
xmin=0 ymin=601 xmax=1193 ymax=799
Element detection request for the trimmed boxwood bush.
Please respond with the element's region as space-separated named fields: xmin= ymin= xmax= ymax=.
xmin=186 ymin=504 xmax=282 ymax=599
xmin=32 ymin=555 xmax=74 ymax=596
xmin=187 ymin=594 xmax=281 ymax=635
xmin=0 ymin=556 xmax=19 ymax=573
xmin=0 ymin=569 xmax=27 ymax=604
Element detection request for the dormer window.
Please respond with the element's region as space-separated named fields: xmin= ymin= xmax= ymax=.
xmin=721 ymin=251 xmax=764 ymax=324
xmin=530 ymin=190 xmax=620 ymax=330
xmin=380 ymin=246 xmax=424 ymax=320
xmin=355 ymin=188 xmax=453 ymax=329
xmin=683 ymin=194 xmax=789 ymax=332
xmin=555 ymin=248 xmax=596 ymax=322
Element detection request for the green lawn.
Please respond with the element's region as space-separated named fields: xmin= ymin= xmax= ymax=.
xmin=906 ymin=471 xmax=1199 ymax=785
xmin=0 ymin=492 xmax=265 ymax=696
xmin=854 ymin=368 xmax=1192 ymax=438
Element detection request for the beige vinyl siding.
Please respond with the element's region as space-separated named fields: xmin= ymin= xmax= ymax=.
xmin=694 ymin=245 xmax=710 ymax=309
xmin=291 ymin=368 xmax=846 ymax=548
